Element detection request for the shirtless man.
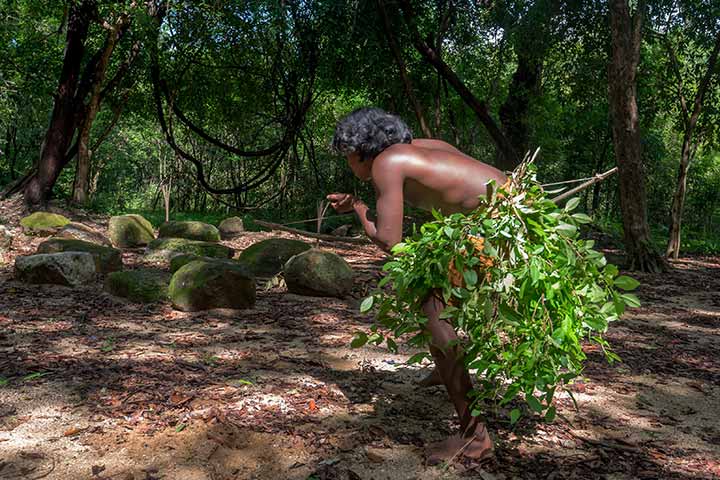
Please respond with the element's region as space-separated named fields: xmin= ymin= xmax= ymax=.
xmin=327 ymin=107 xmax=507 ymax=463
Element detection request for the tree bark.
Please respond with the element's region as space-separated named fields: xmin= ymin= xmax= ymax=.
xmin=72 ymin=15 xmax=128 ymax=205
xmin=608 ymin=0 xmax=666 ymax=272
xmin=499 ymin=51 xmax=542 ymax=161
xmin=665 ymin=31 xmax=720 ymax=259
xmin=25 ymin=1 xmax=95 ymax=208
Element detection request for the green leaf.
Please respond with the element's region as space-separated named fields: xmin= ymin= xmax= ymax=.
xmin=360 ymin=296 xmax=374 ymax=313
xmin=555 ymin=222 xmax=577 ymax=236
xmin=463 ymin=269 xmax=478 ymax=287
xmin=544 ymin=406 xmax=557 ymax=422
xmin=175 ymin=423 xmax=187 ymax=432
xmin=386 ymin=337 xmax=398 ymax=353
xmin=0 ymin=377 xmax=9 ymax=387
xmin=572 ymin=213 xmax=592 ymax=224
xmin=525 ymin=393 xmax=544 ymax=413
xmin=406 ymin=352 xmax=431 ymax=364
xmin=23 ymin=372 xmax=49 ymax=381
xmin=620 ymin=293 xmax=641 ymax=308
xmin=350 ymin=332 xmax=368 ymax=348
xmin=565 ymin=197 xmax=580 ymax=212
xmin=614 ymin=275 xmax=640 ymax=291
xmin=510 ymin=408 xmax=521 ymax=425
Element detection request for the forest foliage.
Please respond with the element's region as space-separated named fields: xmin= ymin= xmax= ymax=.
xmin=1 ymin=0 xmax=719 ymax=254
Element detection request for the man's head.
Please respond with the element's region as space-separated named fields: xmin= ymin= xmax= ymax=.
xmin=332 ymin=107 xmax=412 ymax=180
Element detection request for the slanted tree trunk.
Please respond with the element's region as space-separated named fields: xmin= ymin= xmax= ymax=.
xmin=25 ymin=1 xmax=94 ymax=208
xmin=608 ymin=0 xmax=666 ymax=272
xmin=397 ymin=0 xmax=520 ymax=171
xmin=665 ymin=31 xmax=720 ymax=259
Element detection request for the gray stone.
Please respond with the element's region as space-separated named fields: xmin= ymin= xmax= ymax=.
xmin=56 ymin=222 xmax=112 ymax=246
xmin=158 ymin=221 xmax=220 ymax=242
xmin=105 ymin=269 xmax=170 ymax=303
xmin=169 ymin=259 xmax=255 ymax=312
xmin=37 ymin=238 xmax=122 ymax=274
xmin=145 ymin=238 xmax=233 ymax=262
xmin=19 ymin=212 xmax=70 ymax=236
xmin=237 ymin=238 xmax=311 ymax=277
xmin=108 ymin=214 xmax=155 ymax=248
xmin=218 ymin=217 xmax=245 ymax=239
xmin=15 ymin=252 xmax=96 ymax=286
xmin=283 ymin=248 xmax=354 ymax=298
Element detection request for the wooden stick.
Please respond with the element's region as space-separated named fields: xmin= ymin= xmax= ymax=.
xmin=551 ymin=167 xmax=618 ymax=204
xmin=254 ymin=220 xmax=371 ymax=245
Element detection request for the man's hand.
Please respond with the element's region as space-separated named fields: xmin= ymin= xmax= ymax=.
xmin=326 ymin=193 xmax=357 ymax=213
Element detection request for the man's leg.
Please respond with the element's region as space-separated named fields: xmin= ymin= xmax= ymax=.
xmin=422 ymin=294 xmax=493 ymax=463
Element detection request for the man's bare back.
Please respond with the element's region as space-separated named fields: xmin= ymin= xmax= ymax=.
xmin=328 ymin=138 xmax=507 ymax=251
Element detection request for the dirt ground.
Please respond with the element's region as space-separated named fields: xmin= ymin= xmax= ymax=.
xmin=1 ymin=197 xmax=719 ymax=480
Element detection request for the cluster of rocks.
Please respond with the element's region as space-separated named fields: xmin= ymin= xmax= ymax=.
xmin=13 ymin=212 xmax=355 ymax=312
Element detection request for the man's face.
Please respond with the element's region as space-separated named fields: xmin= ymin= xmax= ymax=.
xmin=347 ymin=152 xmax=372 ymax=181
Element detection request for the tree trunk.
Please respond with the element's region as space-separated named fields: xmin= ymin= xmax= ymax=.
xmin=25 ymin=1 xmax=94 ymax=208
xmin=397 ymin=0 xmax=519 ymax=170
xmin=73 ymin=15 xmax=129 ymax=205
xmin=499 ymin=51 xmax=542 ymax=160
xmin=664 ymin=31 xmax=720 ymax=259
xmin=608 ymin=0 xmax=666 ymax=272
xmin=665 ymin=136 xmax=693 ymax=259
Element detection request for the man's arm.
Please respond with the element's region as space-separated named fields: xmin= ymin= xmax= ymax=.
xmin=353 ymin=158 xmax=405 ymax=253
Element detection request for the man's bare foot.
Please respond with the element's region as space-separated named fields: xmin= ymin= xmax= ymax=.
xmin=418 ymin=367 xmax=444 ymax=388
xmin=425 ymin=424 xmax=493 ymax=465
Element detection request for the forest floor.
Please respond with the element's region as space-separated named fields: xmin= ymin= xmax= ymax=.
xmin=0 ymin=197 xmax=719 ymax=480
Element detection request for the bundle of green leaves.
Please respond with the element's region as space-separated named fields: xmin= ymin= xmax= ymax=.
xmin=354 ymin=163 xmax=639 ymax=423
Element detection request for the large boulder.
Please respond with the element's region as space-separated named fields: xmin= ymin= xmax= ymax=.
xmin=237 ymin=238 xmax=311 ymax=277
xmin=108 ymin=214 xmax=155 ymax=248
xmin=56 ymin=222 xmax=112 ymax=247
xmin=145 ymin=238 xmax=233 ymax=262
xmin=105 ymin=269 xmax=170 ymax=303
xmin=169 ymin=260 xmax=255 ymax=311
xmin=169 ymin=253 xmax=243 ymax=273
xmin=158 ymin=221 xmax=220 ymax=242
xmin=218 ymin=217 xmax=245 ymax=239
xmin=15 ymin=252 xmax=96 ymax=286
xmin=284 ymin=249 xmax=355 ymax=298
xmin=0 ymin=225 xmax=12 ymax=250
xmin=20 ymin=212 xmax=70 ymax=236
xmin=37 ymin=238 xmax=122 ymax=274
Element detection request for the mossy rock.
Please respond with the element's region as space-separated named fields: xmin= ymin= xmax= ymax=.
xmin=108 ymin=215 xmax=155 ymax=248
xmin=37 ymin=238 xmax=122 ymax=274
xmin=237 ymin=238 xmax=311 ymax=277
xmin=57 ymin=222 xmax=112 ymax=246
xmin=15 ymin=252 xmax=96 ymax=286
xmin=284 ymin=249 xmax=355 ymax=298
xmin=145 ymin=238 xmax=233 ymax=262
xmin=169 ymin=253 xmax=243 ymax=273
xmin=218 ymin=217 xmax=245 ymax=239
xmin=20 ymin=212 xmax=70 ymax=236
xmin=169 ymin=260 xmax=255 ymax=311
xmin=105 ymin=269 xmax=170 ymax=303
xmin=158 ymin=221 xmax=220 ymax=242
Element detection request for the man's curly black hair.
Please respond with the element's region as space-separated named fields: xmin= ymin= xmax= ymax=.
xmin=332 ymin=107 xmax=413 ymax=161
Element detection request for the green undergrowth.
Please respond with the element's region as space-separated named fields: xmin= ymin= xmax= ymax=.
xmin=596 ymin=219 xmax=720 ymax=255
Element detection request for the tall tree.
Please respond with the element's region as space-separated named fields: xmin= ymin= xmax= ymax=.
xmin=662 ymin=30 xmax=720 ymax=259
xmin=24 ymin=0 xmax=95 ymax=207
xmin=608 ymin=0 xmax=666 ymax=272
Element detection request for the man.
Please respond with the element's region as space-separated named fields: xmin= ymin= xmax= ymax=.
xmin=327 ymin=107 xmax=507 ymax=463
